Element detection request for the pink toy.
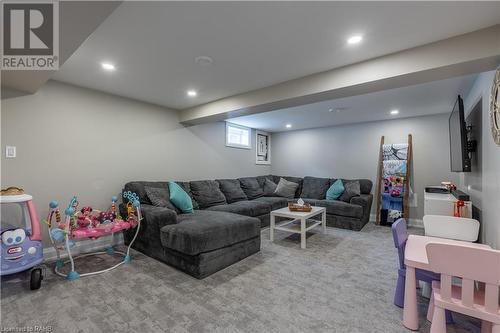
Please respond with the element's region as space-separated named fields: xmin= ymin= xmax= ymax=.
xmin=426 ymin=243 xmax=500 ymax=333
xmin=1 ymin=193 xmax=45 ymax=290
xmin=47 ymin=192 xmax=141 ymax=280
xmin=72 ymin=220 xmax=136 ymax=239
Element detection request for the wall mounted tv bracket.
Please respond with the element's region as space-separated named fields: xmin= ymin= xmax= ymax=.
xmin=466 ymin=125 xmax=477 ymax=153
xmin=462 ymin=126 xmax=477 ymax=172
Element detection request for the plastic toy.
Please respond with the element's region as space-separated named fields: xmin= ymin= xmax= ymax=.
xmin=0 ymin=190 xmax=44 ymax=290
xmin=454 ymin=200 xmax=466 ymax=218
xmin=46 ymin=191 xmax=141 ymax=280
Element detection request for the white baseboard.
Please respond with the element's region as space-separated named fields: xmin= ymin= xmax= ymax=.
xmin=43 ymin=234 xmax=124 ymax=262
xmin=369 ymin=214 xmax=423 ymax=228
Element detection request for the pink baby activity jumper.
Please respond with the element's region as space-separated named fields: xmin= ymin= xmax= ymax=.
xmin=46 ymin=191 xmax=141 ymax=280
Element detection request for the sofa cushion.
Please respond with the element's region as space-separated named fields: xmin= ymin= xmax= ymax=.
xmin=216 ymin=179 xmax=247 ymax=203
xmin=262 ymin=178 xmax=278 ymax=196
xmin=206 ymin=200 xmax=271 ymax=217
xmin=274 ymin=178 xmax=299 ymax=199
xmin=280 ymin=176 xmax=303 ymax=198
xmin=174 ymin=181 xmax=199 ymax=210
xmin=124 ymin=181 xmax=170 ymax=205
xmin=301 ymin=176 xmax=331 ymax=199
xmin=190 ymin=180 xmax=227 ymax=209
xmin=144 ymin=185 xmax=178 ymax=212
xmin=326 ymin=179 xmax=345 ymax=200
xmin=252 ymin=196 xmax=288 ymax=210
xmin=316 ymin=200 xmax=363 ymax=219
xmin=256 ymin=175 xmax=274 ymax=188
xmin=238 ymin=177 xmax=264 ymax=199
xmin=168 ymin=181 xmax=194 ymax=213
xmin=160 ymin=210 xmax=260 ymax=255
xmin=339 ymin=180 xmax=361 ymax=202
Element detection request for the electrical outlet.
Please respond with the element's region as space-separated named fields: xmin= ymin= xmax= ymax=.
xmin=5 ymin=146 xmax=16 ymax=158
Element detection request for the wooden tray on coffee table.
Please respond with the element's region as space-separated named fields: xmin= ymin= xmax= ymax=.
xmin=288 ymin=202 xmax=312 ymax=212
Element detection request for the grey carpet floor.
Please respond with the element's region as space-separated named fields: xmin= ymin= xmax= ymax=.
xmin=1 ymin=223 xmax=480 ymax=333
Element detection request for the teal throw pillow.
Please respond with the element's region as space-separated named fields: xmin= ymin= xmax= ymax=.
xmin=326 ymin=179 xmax=345 ymax=200
xmin=168 ymin=181 xmax=194 ymax=213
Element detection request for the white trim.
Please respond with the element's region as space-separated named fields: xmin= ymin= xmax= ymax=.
xmin=225 ymin=122 xmax=251 ymax=149
xmin=369 ymin=213 xmax=424 ymax=228
xmin=42 ymin=233 xmax=123 ymax=262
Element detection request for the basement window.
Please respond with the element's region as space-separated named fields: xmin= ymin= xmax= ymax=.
xmin=226 ymin=122 xmax=251 ymax=149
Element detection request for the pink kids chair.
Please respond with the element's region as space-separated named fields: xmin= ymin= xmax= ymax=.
xmin=392 ymin=219 xmax=453 ymax=323
xmin=426 ymin=243 xmax=500 ymax=333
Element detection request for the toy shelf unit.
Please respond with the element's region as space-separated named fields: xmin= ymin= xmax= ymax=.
xmin=375 ymin=134 xmax=413 ymax=225
xmin=0 ymin=191 xmax=44 ymax=290
xmin=46 ymin=191 xmax=142 ymax=280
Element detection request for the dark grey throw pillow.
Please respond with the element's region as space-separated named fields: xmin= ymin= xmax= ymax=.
xmin=301 ymin=176 xmax=331 ymax=199
xmin=216 ymin=179 xmax=247 ymax=203
xmin=238 ymin=177 xmax=264 ymax=199
xmin=263 ymin=178 xmax=278 ymax=196
xmin=339 ymin=180 xmax=361 ymax=202
xmin=144 ymin=186 xmax=178 ymax=212
xmin=190 ymin=180 xmax=227 ymax=209
xmin=274 ymin=178 xmax=299 ymax=199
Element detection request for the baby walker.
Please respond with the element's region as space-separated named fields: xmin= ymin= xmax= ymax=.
xmin=0 ymin=187 xmax=44 ymax=290
xmin=46 ymin=191 xmax=141 ymax=280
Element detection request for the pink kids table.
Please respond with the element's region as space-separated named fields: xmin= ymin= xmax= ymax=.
xmin=403 ymin=235 xmax=491 ymax=330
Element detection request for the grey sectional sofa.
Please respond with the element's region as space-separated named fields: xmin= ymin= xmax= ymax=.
xmin=121 ymin=175 xmax=373 ymax=278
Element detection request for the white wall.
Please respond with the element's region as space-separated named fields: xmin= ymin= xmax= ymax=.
xmin=271 ymin=114 xmax=454 ymax=221
xmin=457 ymin=70 xmax=500 ymax=248
xmin=1 ymin=80 xmax=270 ymax=246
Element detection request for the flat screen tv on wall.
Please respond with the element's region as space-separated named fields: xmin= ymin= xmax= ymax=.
xmin=449 ymin=95 xmax=471 ymax=172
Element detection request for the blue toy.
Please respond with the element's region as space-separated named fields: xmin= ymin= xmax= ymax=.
xmin=0 ymin=190 xmax=44 ymax=290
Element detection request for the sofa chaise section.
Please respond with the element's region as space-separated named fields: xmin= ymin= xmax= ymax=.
xmin=121 ymin=181 xmax=261 ymax=279
xmin=160 ymin=210 xmax=260 ymax=279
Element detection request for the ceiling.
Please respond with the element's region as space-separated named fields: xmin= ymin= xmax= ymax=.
xmin=1 ymin=1 xmax=120 ymax=96
xmin=52 ymin=1 xmax=500 ymax=110
xmin=229 ymin=74 xmax=478 ymax=132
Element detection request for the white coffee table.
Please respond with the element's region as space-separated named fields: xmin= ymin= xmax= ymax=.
xmin=270 ymin=206 xmax=326 ymax=249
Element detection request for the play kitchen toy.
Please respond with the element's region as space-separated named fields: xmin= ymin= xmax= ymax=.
xmin=46 ymin=191 xmax=142 ymax=280
xmin=0 ymin=187 xmax=44 ymax=290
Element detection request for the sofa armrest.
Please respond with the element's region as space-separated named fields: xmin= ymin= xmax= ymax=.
xmin=350 ymin=194 xmax=373 ymax=223
xmin=119 ymin=203 xmax=177 ymax=250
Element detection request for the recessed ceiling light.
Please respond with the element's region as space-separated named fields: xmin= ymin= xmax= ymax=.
xmin=285 ymin=124 xmax=292 ymax=128
xmin=390 ymin=109 xmax=399 ymax=115
xmin=328 ymin=108 xmax=334 ymax=112
xmin=195 ymin=56 xmax=214 ymax=66
xmin=101 ymin=62 xmax=115 ymax=71
xmin=347 ymin=35 xmax=363 ymax=45
xmin=187 ymin=90 xmax=197 ymax=97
